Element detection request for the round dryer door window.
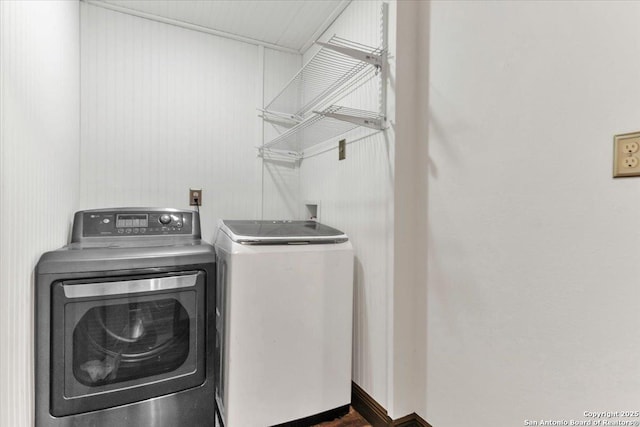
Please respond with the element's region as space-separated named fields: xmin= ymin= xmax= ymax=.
xmin=73 ymin=298 xmax=190 ymax=386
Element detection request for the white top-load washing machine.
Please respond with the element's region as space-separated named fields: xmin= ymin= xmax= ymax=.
xmin=213 ymin=220 xmax=354 ymax=427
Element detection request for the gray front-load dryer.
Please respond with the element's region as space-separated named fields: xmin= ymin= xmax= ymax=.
xmin=35 ymin=208 xmax=215 ymax=427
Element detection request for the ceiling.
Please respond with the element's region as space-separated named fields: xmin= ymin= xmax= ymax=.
xmin=91 ymin=0 xmax=351 ymax=53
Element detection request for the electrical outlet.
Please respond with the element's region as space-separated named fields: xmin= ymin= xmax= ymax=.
xmin=189 ymin=189 xmax=202 ymax=206
xmin=613 ymin=132 xmax=640 ymax=177
xmin=338 ymin=139 xmax=346 ymax=161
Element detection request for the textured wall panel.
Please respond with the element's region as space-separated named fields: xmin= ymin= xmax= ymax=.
xmin=0 ymin=2 xmax=80 ymax=426
xmin=299 ymin=0 xmax=393 ymax=410
xmin=262 ymin=48 xmax=301 ymax=219
xmin=80 ymin=3 xmax=263 ymax=242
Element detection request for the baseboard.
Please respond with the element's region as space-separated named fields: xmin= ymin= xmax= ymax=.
xmin=351 ymin=382 xmax=392 ymax=427
xmin=351 ymin=382 xmax=433 ymax=427
xmin=271 ymin=404 xmax=350 ymax=427
xmin=392 ymin=412 xmax=432 ymax=427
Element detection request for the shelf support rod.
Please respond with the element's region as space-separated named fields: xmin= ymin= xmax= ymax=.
xmin=257 ymin=108 xmax=303 ymax=124
xmin=380 ymin=2 xmax=389 ymax=122
xmin=315 ymin=41 xmax=383 ymax=68
xmin=316 ymin=111 xmax=385 ymax=130
xmin=258 ymin=147 xmax=303 ymax=160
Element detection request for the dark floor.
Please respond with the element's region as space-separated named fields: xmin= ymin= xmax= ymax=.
xmin=312 ymin=407 xmax=371 ymax=427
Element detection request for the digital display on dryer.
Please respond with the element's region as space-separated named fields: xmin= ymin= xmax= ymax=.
xmin=116 ymin=214 xmax=149 ymax=228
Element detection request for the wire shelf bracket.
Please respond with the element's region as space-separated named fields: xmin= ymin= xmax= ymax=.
xmin=258 ymin=108 xmax=303 ymax=126
xmin=315 ymin=109 xmax=384 ymax=130
xmin=315 ymin=41 xmax=383 ymax=68
xmin=258 ymin=147 xmax=303 ymax=161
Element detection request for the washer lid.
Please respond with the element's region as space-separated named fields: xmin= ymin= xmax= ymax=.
xmin=219 ymin=220 xmax=348 ymax=244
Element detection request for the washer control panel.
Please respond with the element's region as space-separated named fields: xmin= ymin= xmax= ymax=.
xmin=75 ymin=208 xmax=196 ymax=239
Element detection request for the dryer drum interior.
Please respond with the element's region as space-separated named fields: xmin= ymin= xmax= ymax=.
xmin=73 ymin=299 xmax=190 ymax=386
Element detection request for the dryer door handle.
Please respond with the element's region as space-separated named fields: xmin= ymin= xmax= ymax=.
xmin=62 ymin=273 xmax=198 ymax=298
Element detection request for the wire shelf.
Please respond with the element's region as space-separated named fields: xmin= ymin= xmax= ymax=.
xmin=264 ymin=36 xmax=384 ymax=119
xmin=261 ymin=106 xmax=384 ymax=157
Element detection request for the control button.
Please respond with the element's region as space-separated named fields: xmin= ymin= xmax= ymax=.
xmin=102 ymin=218 xmax=110 ymax=224
xmin=117 ymin=229 xmax=124 ymax=234
xmin=140 ymin=228 xmax=146 ymax=233
xmin=159 ymin=214 xmax=171 ymax=225
xmin=133 ymin=228 xmax=139 ymax=233
xmin=125 ymin=228 xmax=132 ymax=234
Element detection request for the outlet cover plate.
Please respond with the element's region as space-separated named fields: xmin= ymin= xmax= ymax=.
xmin=613 ymin=131 xmax=640 ymax=177
xmin=189 ymin=189 xmax=202 ymax=206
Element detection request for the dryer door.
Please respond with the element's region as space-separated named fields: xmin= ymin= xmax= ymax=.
xmin=50 ymin=271 xmax=206 ymax=417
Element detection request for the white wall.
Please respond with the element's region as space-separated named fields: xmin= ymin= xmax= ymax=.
xmin=422 ymin=1 xmax=640 ymax=425
xmin=298 ymin=0 xmax=396 ymax=413
xmin=0 ymin=2 xmax=80 ymax=426
xmin=80 ymin=3 xmax=300 ymax=239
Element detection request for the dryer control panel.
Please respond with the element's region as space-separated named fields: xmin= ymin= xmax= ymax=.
xmin=71 ymin=208 xmax=200 ymax=242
